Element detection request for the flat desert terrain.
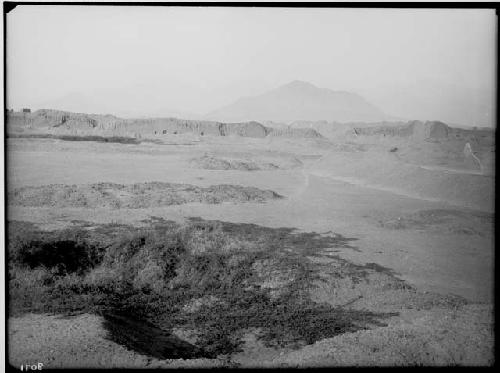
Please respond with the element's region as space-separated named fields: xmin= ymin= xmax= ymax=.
xmin=6 ymin=6 xmax=496 ymax=367
xmin=6 ymin=119 xmax=495 ymax=367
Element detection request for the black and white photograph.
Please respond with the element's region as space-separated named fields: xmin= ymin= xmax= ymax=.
xmin=2 ymin=2 xmax=496 ymax=368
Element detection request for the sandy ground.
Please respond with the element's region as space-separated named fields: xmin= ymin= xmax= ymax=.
xmin=268 ymin=303 xmax=494 ymax=367
xmin=8 ymin=304 xmax=493 ymax=368
xmin=7 ymin=314 xmax=228 ymax=369
xmin=7 ymin=137 xmax=495 ymax=367
xmin=7 ymin=138 xmax=493 ymax=302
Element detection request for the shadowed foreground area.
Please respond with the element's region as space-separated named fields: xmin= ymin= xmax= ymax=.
xmin=101 ymin=312 xmax=207 ymax=359
xmin=8 ymin=218 xmax=402 ymax=359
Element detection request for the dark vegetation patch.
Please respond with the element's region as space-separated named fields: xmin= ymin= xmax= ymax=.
xmin=8 ymin=182 xmax=283 ymax=209
xmin=7 ymin=133 xmax=140 ymax=144
xmin=8 ymin=218 xmax=397 ymax=359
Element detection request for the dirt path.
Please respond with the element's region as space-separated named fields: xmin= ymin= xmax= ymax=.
xmin=418 ymin=164 xmax=484 ymax=175
xmin=292 ymin=148 xmax=333 ymax=199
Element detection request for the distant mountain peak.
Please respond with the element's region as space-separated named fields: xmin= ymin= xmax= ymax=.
xmin=283 ymin=80 xmax=318 ymax=89
xmin=206 ymin=81 xmax=390 ymax=123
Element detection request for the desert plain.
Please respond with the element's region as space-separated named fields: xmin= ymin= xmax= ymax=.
xmin=6 ymin=109 xmax=495 ymax=367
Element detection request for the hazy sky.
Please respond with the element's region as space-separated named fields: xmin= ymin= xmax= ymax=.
xmin=7 ymin=6 xmax=497 ymax=126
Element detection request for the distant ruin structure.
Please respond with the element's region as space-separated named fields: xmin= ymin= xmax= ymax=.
xmin=353 ymin=121 xmax=450 ymax=141
xmin=426 ymin=121 xmax=449 ymax=139
xmin=6 ymin=109 xmax=275 ymax=139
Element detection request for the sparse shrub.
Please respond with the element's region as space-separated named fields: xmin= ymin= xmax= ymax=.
xmin=9 ymin=267 xmax=54 ymax=315
xmin=83 ymin=265 xmax=122 ymax=290
xmin=133 ymin=261 xmax=167 ymax=293
xmin=10 ymin=266 xmax=53 ymax=288
xmin=182 ymin=222 xmax=228 ymax=254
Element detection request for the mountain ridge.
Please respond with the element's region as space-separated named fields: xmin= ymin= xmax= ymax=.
xmin=205 ymin=80 xmax=391 ymax=123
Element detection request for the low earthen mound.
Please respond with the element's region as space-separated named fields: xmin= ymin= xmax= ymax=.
xmin=370 ymin=126 xmax=494 ymax=174
xmin=8 ymin=182 xmax=283 ymax=209
xmin=312 ymin=151 xmax=494 ymax=212
xmin=266 ymin=127 xmax=324 ymax=139
xmin=377 ymin=208 xmax=493 ymax=236
xmin=411 ymin=120 xmax=449 ymax=140
xmin=190 ymin=155 xmax=279 ymax=171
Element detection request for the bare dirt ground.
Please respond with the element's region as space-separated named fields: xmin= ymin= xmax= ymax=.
xmin=7 ymin=136 xmax=494 ymax=367
xmin=9 ymin=303 xmax=492 ymax=368
xmin=8 ymin=313 xmax=228 ymax=369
